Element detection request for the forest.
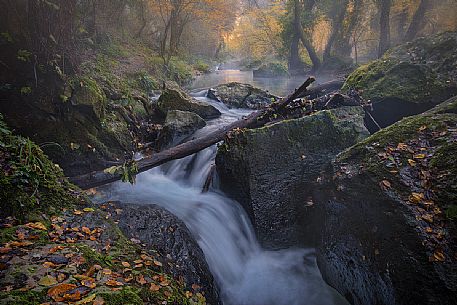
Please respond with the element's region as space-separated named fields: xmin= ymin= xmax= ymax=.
xmin=0 ymin=0 xmax=456 ymax=305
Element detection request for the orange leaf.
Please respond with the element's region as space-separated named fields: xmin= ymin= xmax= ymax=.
xmin=82 ymin=227 xmax=91 ymax=235
xmin=25 ymin=222 xmax=47 ymax=231
xmin=149 ymin=283 xmax=160 ymax=291
xmin=121 ymin=262 xmax=130 ymax=268
xmin=105 ymin=280 xmax=123 ymax=287
xmin=48 ymin=283 xmax=77 ymax=301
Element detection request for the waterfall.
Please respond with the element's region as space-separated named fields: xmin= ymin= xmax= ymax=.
xmin=98 ymin=94 xmax=348 ymax=305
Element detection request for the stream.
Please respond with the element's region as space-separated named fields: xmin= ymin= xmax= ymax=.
xmin=99 ymin=70 xmax=349 ymax=305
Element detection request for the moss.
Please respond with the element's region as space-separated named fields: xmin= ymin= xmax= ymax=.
xmin=0 ymin=115 xmax=80 ymax=221
xmin=99 ymin=287 xmax=143 ymax=305
xmin=76 ymin=243 xmax=114 ymax=268
xmin=342 ymin=32 xmax=457 ymax=103
xmin=0 ymin=289 xmax=46 ymax=305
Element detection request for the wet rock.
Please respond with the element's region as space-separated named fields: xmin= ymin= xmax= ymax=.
xmin=216 ymin=106 xmax=369 ymax=248
xmin=343 ymin=31 xmax=457 ymax=130
xmin=159 ymin=110 xmax=206 ymax=148
xmin=207 ymin=82 xmax=279 ymax=109
xmin=315 ymin=97 xmax=457 ymax=305
xmin=113 ymin=203 xmax=220 ymax=305
xmin=158 ymin=87 xmax=221 ymax=119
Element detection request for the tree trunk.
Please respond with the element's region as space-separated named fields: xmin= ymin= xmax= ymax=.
xmin=294 ymin=0 xmax=320 ymax=71
xmin=378 ymin=0 xmax=391 ymax=58
xmin=288 ymin=33 xmax=304 ymax=73
xmin=335 ymin=0 xmax=362 ymax=58
xmin=404 ymin=0 xmax=430 ymax=42
xmin=69 ymin=78 xmax=316 ymax=189
xmin=323 ymin=0 xmax=349 ymax=62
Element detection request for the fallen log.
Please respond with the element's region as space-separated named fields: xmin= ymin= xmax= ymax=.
xmin=298 ymin=79 xmax=344 ymax=99
xmin=69 ymin=77 xmax=316 ymax=189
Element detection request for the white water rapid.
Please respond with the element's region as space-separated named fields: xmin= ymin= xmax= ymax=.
xmin=98 ymin=91 xmax=349 ymax=305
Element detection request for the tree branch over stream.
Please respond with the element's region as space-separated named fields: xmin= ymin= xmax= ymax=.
xmin=69 ymin=77 xmax=316 ymax=189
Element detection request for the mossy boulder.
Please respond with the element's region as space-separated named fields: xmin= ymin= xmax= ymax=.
xmin=253 ymin=62 xmax=289 ymax=77
xmin=343 ymin=31 xmax=457 ymax=104
xmin=159 ymin=110 xmax=206 ymax=148
xmin=315 ymin=97 xmax=457 ymax=305
xmin=216 ymin=106 xmax=369 ymax=248
xmin=207 ymin=82 xmax=279 ymax=109
xmin=70 ymin=76 xmax=107 ymax=120
xmin=158 ymin=87 xmax=221 ymax=119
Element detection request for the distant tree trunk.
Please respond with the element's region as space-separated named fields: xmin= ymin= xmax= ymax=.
xmin=288 ymin=33 xmax=304 ymax=72
xmin=293 ymin=0 xmax=320 ymax=71
xmin=323 ymin=0 xmax=349 ymax=62
xmin=335 ymin=0 xmax=362 ymax=58
xmin=378 ymin=0 xmax=391 ymax=58
xmin=404 ymin=0 xmax=430 ymax=41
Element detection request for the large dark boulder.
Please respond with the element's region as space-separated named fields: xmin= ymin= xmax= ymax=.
xmin=343 ymin=31 xmax=457 ymax=131
xmin=111 ymin=202 xmax=220 ymax=305
xmin=159 ymin=110 xmax=206 ymax=148
xmin=316 ymin=97 xmax=457 ymax=305
xmin=158 ymin=87 xmax=221 ymax=119
xmin=207 ymin=82 xmax=279 ymax=109
xmin=216 ymin=106 xmax=369 ymax=248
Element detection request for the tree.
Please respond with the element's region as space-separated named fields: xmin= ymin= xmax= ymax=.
xmin=377 ymin=0 xmax=391 ymax=57
xmin=404 ymin=0 xmax=430 ymax=41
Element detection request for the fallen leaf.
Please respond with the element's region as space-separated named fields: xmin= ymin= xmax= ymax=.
xmin=121 ymin=262 xmax=131 ymax=268
xmin=83 ymin=208 xmax=95 ymax=212
xmin=431 ymin=249 xmax=445 ymax=262
xmin=409 ymin=192 xmax=424 ymax=204
xmin=48 ymin=283 xmax=77 ymax=301
xmin=379 ymin=180 xmax=391 ymax=190
xmin=105 ymin=279 xmax=123 ymax=287
xmin=153 ymin=260 xmax=162 ymax=267
xmin=25 ymin=222 xmax=47 ymax=231
xmin=149 ymin=283 xmax=160 ymax=291
xmin=39 ymin=275 xmax=58 ymax=287
xmin=407 ymin=159 xmax=416 ymax=167
xmin=82 ymin=227 xmax=91 ymax=235
xmin=0 ymin=247 xmax=12 ymax=254
xmin=73 ymin=210 xmax=83 ymax=216
xmin=413 ymin=154 xmax=426 ymax=159
xmin=49 ymin=246 xmax=65 ymax=254
xmin=422 ymin=214 xmax=434 ymax=223
xmin=136 ymin=275 xmax=147 ymax=285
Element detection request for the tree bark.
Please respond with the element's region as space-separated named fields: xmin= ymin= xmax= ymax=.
xmin=293 ymin=0 xmax=321 ymax=72
xmin=69 ymin=78 xmax=316 ymax=189
xmin=378 ymin=0 xmax=391 ymax=58
xmin=323 ymin=0 xmax=349 ymax=61
xmin=404 ymin=0 xmax=430 ymax=42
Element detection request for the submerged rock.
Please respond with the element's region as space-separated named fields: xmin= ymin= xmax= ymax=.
xmin=343 ymin=31 xmax=457 ymax=130
xmin=316 ymin=97 xmax=457 ymax=305
xmin=159 ymin=110 xmax=206 ymax=148
xmin=216 ymin=106 xmax=369 ymax=248
xmin=158 ymin=87 xmax=221 ymax=119
xmin=112 ymin=202 xmax=220 ymax=305
xmin=207 ymin=82 xmax=278 ymax=109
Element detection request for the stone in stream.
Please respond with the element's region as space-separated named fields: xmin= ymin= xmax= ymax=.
xmin=159 ymin=110 xmax=206 ymax=148
xmin=216 ymin=106 xmax=369 ymax=249
xmin=207 ymin=82 xmax=279 ymax=109
xmin=315 ymin=97 xmax=457 ymax=305
xmin=343 ymin=31 xmax=457 ymax=132
xmin=157 ymin=86 xmax=221 ymax=119
xmin=110 ymin=202 xmax=221 ymax=305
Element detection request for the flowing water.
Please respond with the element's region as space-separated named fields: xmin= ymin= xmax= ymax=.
xmin=99 ymin=71 xmax=349 ymax=305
